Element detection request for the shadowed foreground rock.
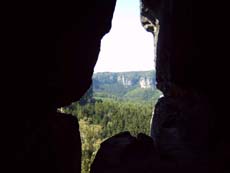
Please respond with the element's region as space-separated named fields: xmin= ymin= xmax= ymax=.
xmin=91 ymin=131 xmax=207 ymax=173
xmin=4 ymin=0 xmax=229 ymax=172
xmin=7 ymin=1 xmax=117 ymax=173
xmin=141 ymin=0 xmax=229 ymax=172
xmin=91 ymin=132 xmax=159 ymax=173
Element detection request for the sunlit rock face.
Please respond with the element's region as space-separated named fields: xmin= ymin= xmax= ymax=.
xmin=94 ymin=71 xmax=156 ymax=89
xmin=139 ymin=77 xmax=153 ymax=88
xmin=117 ymin=75 xmax=133 ymax=87
xmin=117 ymin=75 xmax=154 ymax=89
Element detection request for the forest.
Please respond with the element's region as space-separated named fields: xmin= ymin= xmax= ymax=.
xmin=61 ymin=70 xmax=161 ymax=173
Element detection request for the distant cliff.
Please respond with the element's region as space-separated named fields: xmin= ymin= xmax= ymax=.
xmin=93 ymin=70 xmax=161 ymax=101
xmin=93 ymin=70 xmax=156 ymax=88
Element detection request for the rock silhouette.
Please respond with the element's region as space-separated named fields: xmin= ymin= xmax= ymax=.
xmin=4 ymin=0 xmax=229 ymax=173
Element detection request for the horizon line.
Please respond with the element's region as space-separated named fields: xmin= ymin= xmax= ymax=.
xmin=93 ymin=69 xmax=155 ymax=74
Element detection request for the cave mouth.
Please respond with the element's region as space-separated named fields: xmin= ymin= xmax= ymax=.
xmin=59 ymin=0 xmax=162 ymax=172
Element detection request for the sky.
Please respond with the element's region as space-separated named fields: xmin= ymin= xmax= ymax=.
xmin=94 ymin=0 xmax=155 ymax=73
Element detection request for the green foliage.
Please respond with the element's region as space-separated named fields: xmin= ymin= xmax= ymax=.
xmin=79 ymin=119 xmax=102 ymax=173
xmin=124 ymin=88 xmax=153 ymax=100
xmin=92 ymin=70 xmax=159 ymax=101
xmin=62 ymin=99 xmax=156 ymax=173
xmin=61 ymin=71 xmax=162 ymax=173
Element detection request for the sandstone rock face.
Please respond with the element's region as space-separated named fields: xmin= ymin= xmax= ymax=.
xmin=141 ymin=0 xmax=229 ymax=172
xmin=6 ymin=0 xmax=229 ymax=172
xmin=117 ymin=75 xmax=133 ymax=87
xmin=139 ymin=77 xmax=153 ymax=88
xmin=90 ymin=132 xmax=159 ymax=173
xmin=94 ymin=71 xmax=156 ymax=89
xmin=151 ymin=95 xmax=209 ymax=160
xmin=91 ymin=131 xmax=204 ymax=173
xmin=7 ymin=1 xmax=117 ymax=173
xmin=15 ymin=113 xmax=82 ymax=173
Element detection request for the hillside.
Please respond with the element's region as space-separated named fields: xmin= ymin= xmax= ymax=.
xmin=63 ymin=70 xmax=162 ymax=173
xmin=92 ymin=70 xmax=161 ymax=101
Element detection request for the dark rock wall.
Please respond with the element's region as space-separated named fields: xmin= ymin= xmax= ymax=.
xmin=6 ymin=1 xmax=116 ymax=173
xmin=90 ymin=132 xmax=159 ymax=173
xmin=141 ymin=0 xmax=229 ymax=172
xmin=5 ymin=0 xmax=228 ymax=172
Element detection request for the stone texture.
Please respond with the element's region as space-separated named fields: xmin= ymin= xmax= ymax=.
xmin=141 ymin=0 xmax=230 ymax=172
xmin=91 ymin=131 xmax=202 ymax=173
xmin=90 ymin=132 xmax=160 ymax=173
xmin=151 ymin=95 xmax=209 ymax=162
xmin=5 ymin=1 xmax=117 ymax=173
xmin=4 ymin=0 xmax=229 ymax=172
xmin=19 ymin=114 xmax=81 ymax=173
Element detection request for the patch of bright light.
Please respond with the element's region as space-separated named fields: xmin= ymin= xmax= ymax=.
xmin=94 ymin=0 xmax=155 ymax=73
